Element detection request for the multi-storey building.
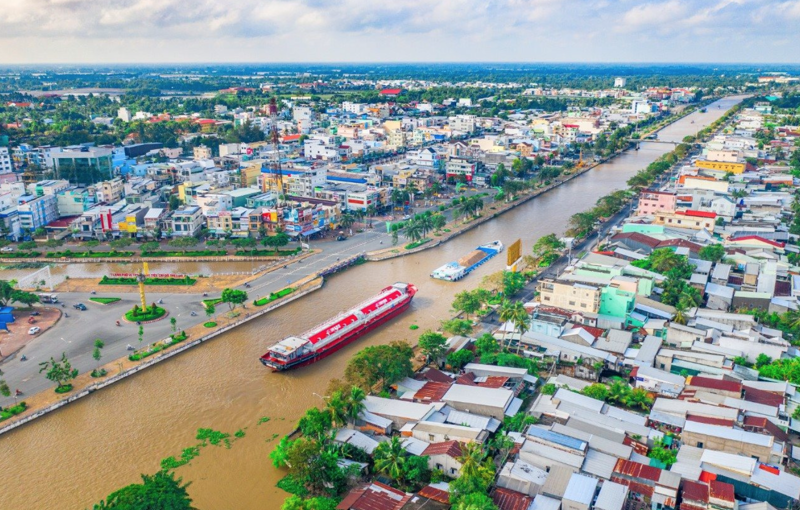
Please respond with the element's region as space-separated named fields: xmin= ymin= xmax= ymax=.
xmin=170 ymin=206 xmax=204 ymax=237
xmin=17 ymin=194 xmax=59 ymax=232
xmin=52 ymin=147 xmax=114 ymax=184
xmin=0 ymin=147 xmax=13 ymax=174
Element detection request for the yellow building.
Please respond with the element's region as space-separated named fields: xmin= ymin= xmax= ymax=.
xmin=178 ymin=181 xmax=207 ymax=204
xmin=118 ymin=214 xmax=139 ymax=234
xmin=696 ymin=160 xmax=746 ymax=175
xmin=239 ymin=161 xmax=263 ymax=187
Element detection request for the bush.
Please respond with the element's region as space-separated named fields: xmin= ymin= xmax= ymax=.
xmin=405 ymin=238 xmax=431 ymax=250
xmin=0 ymin=401 xmax=28 ymax=421
xmin=140 ymin=250 xmax=227 ymax=257
xmin=203 ymin=298 xmax=224 ymax=308
xmin=253 ymin=287 xmax=294 ymax=306
xmin=235 ymin=247 xmax=302 ymax=257
xmin=129 ymin=331 xmax=188 ymax=361
xmin=125 ymin=304 xmax=167 ymax=322
xmin=89 ymin=297 xmax=121 ymax=304
xmin=55 ymin=384 xmax=73 ymax=394
xmin=90 ymin=368 xmax=108 ymax=378
xmin=0 ymin=252 xmax=40 ymax=258
xmin=203 ymin=322 xmax=217 ymax=328
xmin=46 ymin=251 xmax=134 ymax=259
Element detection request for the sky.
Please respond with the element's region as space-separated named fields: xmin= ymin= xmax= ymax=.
xmin=1 ymin=0 xmax=799 ymax=64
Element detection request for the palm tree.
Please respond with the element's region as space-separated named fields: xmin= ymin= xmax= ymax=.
xmin=325 ymin=391 xmax=349 ymax=429
xmin=457 ymin=442 xmax=487 ymax=480
xmin=374 ymin=436 xmax=406 ymax=481
xmin=498 ymin=300 xmax=516 ymax=350
xmin=607 ymin=381 xmax=630 ymax=405
xmin=624 ymin=387 xmax=654 ymax=410
xmin=417 ymin=215 xmax=433 ymax=237
xmin=404 ymin=220 xmax=423 ymax=242
xmin=787 ymin=310 xmax=800 ymax=330
xmin=339 ymin=212 xmax=355 ymax=230
xmin=345 ymin=386 xmax=366 ymax=425
xmin=673 ymin=302 xmax=688 ymax=325
xmin=365 ymin=205 xmax=377 ymax=227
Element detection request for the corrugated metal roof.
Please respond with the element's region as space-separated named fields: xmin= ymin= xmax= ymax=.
xmin=529 ymin=495 xmax=562 ymax=510
xmin=442 ymin=384 xmax=514 ymax=408
xmin=554 ymin=388 xmax=605 ymax=413
xmin=492 ymin=487 xmax=534 ymax=510
xmin=750 ymin=464 xmax=800 ymax=498
xmin=582 ymin=448 xmax=617 ymax=480
xmin=700 ymin=449 xmax=757 ymax=476
xmin=684 ymin=421 xmax=773 ymax=447
xmin=527 ymin=425 xmax=587 ymax=451
xmin=594 ymin=481 xmax=629 ymax=510
xmin=563 ymin=473 xmax=598 ymax=505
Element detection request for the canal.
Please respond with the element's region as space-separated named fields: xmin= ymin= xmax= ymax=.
xmin=0 ymin=96 xmax=745 ymax=510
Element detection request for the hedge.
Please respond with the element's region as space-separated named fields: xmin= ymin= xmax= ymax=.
xmin=100 ymin=275 xmax=196 ymax=286
xmin=45 ymin=250 xmax=134 ymax=259
xmin=235 ymin=247 xmax=302 ymax=257
xmin=0 ymin=252 xmax=40 ymax=258
xmin=254 ymin=287 xmax=294 ymax=306
xmin=141 ymin=250 xmax=227 ymax=257
xmin=203 ymin=298 xmax=224 ymax=308
xmin=0 ymin=401 xmax=27 ymax=422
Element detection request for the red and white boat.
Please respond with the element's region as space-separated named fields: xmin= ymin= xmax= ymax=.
xmin=260 ymin=282 xmax=417 ymax=371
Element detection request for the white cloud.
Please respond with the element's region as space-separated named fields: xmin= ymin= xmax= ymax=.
xmin=0 ymin=0 xmax=797 ymax=62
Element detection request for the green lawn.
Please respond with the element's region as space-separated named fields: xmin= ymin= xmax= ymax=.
xmin=125 ymin=305 xmax=167 ymax=322
xmin=89 ymin=297 xmax=121 ymax=304
xmin=253 ymin=287 xmax=294 ymax=306
xmin=100 ymin=275 xmax=197 ymax=286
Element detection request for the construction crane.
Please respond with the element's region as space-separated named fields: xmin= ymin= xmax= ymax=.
xmin=268 ymin=97 xmax=285 ymax=205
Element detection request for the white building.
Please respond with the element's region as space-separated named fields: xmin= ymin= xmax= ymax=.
xmin=0 ymin=147 xmax=13 ymax=174
xmin=117 ymin=107 xmax=132 ymax=122
xmin=614 ymin=77 xmax=627 ymax=88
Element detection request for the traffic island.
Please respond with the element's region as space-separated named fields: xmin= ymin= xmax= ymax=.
xmin=123 ymin=304 xmax=167 ymax=323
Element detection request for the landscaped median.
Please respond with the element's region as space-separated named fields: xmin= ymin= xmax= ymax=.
xmin=89 ymin=297 xmax=121 ymax=305
xmin=100 ymin=275 xmax=197 ymax=286
xmin=129 ymin=331 xmax=188 ymax=361
xmin=46 ymin=250 xmax=135 ymax=259
xmin=235 ymin=247 xmax=302 ymax=257
xmin=254 ymin=287 xmax=294 ymax=306
xmin=124 ymin=304 xmax=167 ymax=322
xmin=140 ymin=249 xmax=227 ymax=258
xmin=0 ymin=402 xmax=27 ymax=422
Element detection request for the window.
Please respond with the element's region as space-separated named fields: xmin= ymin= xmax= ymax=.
xmin=696 ymin=441 xmax=704 ymax=448
xmin=429 ymin=434 xmax=435 ymax=442
xmin=450 ymin=468 xmax=457 ymax=475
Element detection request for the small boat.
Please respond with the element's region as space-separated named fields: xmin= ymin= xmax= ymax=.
xmin=431 ymin=241 xmax=504 ymax=281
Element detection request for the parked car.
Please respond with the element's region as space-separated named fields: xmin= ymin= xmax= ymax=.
xmin=28 ymin=326 xmax=40 ymax=335
xmin=0 ymin=246 xmax=14 ymax=252
xmin=73 ymin=303 xmax=87 ymax=311
xmin=30 ymin=311 xmax=40 ymax=316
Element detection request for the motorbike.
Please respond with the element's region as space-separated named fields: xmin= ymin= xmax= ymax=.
xmin=190 ymin=311 xmax=197 ymax=317
xmin=116 ymin=320 xmax=121 ymax=327
xmin=20 ymin=355 xmax=27 ymax=361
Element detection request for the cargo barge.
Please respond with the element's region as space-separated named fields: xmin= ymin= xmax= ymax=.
xmin=430 ymin=241 xmax=504 ymax=282
xmin=260 ymin=282 xmax=417 ymax=371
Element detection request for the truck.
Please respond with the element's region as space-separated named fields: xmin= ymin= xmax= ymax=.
xmin=38 ymin=293 xmax=59 ymax=303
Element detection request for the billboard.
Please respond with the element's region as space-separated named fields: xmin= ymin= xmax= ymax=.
xmin=507 ymin=239 xmax=521 ymax=267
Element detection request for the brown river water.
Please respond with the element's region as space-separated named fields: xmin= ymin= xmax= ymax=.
xmin=0 ymin=97 xmax=743 ymax=510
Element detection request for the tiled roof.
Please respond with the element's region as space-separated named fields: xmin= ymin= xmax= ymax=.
xmin=492 ymin=487 xmax=534 ymax=510
xmin=422 ymin=440 xmax=463 ymax=458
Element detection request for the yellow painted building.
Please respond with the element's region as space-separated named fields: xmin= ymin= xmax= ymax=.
xmin=118 ymin=214 xmax=139 ymax=234
xmin=696 ymin=160 xmax=746 ymax=175
xmin=239 ymin=162 xmax=263 ymax=187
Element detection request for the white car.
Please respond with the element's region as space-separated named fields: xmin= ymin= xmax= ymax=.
xmin=28 ymin=326 xmax=40 ymax=335
xmin=0 ymin=246 xmax=13 ymax=252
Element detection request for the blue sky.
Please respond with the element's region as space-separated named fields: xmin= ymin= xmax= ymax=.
xmin=1 ymin=0 xmax=799 ymax=63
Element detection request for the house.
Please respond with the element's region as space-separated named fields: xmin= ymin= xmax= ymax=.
xmin=492 ymin=487 xmax=534 ymax=510
xmin=441 ymin=384 xmax=520 ymax=420
xmin=334 ymin=429 xmax=379 ymax=455
xmin=497 ymin=459 xmax=548 ymax=497
xmin=336 ymin=482 xmax=411 ymax=510
xmin=410 ymin=421 xmax=489 ymax=445
xmin=680 ymin=421 xmax=781 ymax=464
xmin=631 ymin=366 xmax=685 ymax=398
xmin=422 ymin=441 xmax=463 ymax=477
xmin=593 ymin=481 xmax=628 ymax=510
xmin=363 ymin=396 xmax=439 ymax=428
xmin=562 ymin=473 xmax=598 ymax=510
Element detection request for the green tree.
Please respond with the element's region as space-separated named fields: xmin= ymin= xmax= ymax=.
xmin=298 ymin=407 xmax=332 ymax=440
xmin=373 ymin=436 xmax=407 ymax=481
xmin=755 ymin=353 xmax=772 ymax=368
xmin=624 ymin=387 xmax=654 ymax=410
xmin=0 ymin=280 xmax=13 ymax=306
xmin=441 ymin=318 xmax=473 ymax=337
xmin=447 ymin=349 xmax=475 ymax=370
xmin=169 ymin=237 xmax=199 ymax=253
xmin=92 ymin=471 xmax=193 ymax=510
xmin=418 ymin=330 xmax=448 ymax=365
xmin=453 ymin=492 xmax=498 ymax=510
xmin=93 ymin=339 xmax=105 ymax=370
xmin=540 ymin=383 xmax=557 ymax=395
xmin=344 ymin=341 xmax=413 ymax=391
xmin=0 ymin=379 xmax=11 ymax=403
xmin=452 ymin=290 xmax=482 ymax=317
xmin=221 ymin=288 xmax=248 ymax=311
xmin=11 ymin=290 xmax=40 ymax=308
xmin=39 ymin=353 xmax=79 ymax=392
xmin=474 ymin=334 xmax=500 ymax=358
xmin=532 ymin=233 xmax=565 ymax=259
xmin=140 ymin=241 xmax=160 ymax=253
xmin=698 ymin=244 xmax=726 ymax=262
xmin=581 ymin=383 xmax=610 ymax=401
xmin=109 ymin=238 xmax=133 ymax=250
xmin=170 ymin=316 xmax=177 ymax=333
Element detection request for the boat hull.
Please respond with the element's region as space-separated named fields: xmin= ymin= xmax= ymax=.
xmin=260 ymin=295 xmax=413 ymax=371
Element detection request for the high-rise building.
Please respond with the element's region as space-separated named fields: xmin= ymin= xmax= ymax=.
xmin=0 ymin=147 xmax=13 ymax=174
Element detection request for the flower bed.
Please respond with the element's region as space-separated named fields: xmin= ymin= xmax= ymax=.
xmin=129 ymin=331 xmax=188 ymax=362
xmin=0 ymin=401 xmax=27 ymax=422
xmin=141 ymin=250 xmax=227 ymax=257
xmin=235 ymin=247 xmax=302 ymax=257
xmin=404 ymin=238 xmax=431 ymax=250
xmin=89 ymin=297 xmax=121 ymax=304
xmin=0 ymin=252 xmax=40 ymax=258
xmin=46 ymin=250 xmax=134 ymax=259
xmin=124 ymin=304 xmax=167 ymax=322
xmin=254 ymin=287 xmax=294 ymax=306
xmin=100 ymin=275 xmax=196 ymax=286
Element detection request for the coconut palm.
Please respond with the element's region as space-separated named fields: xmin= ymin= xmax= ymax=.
xmin=457 ymin=442 xmax=487 ymax=480
xmin=374 ymin=436 xmax=406 ymax=481
xmin=339 ymin=212 xmax=355 ymax=230
xmin=404 ymin=219 xmax=424 ymax=242
xmin=417 ymin=215 xmax=433 ymax=236
xmin=345 ymin=386 xmax=366 ymax=425
xmin=325 ymin=391 xmax=349 ymax=429
xmin=498 ymin=300 xmax=516 ymax=350
xmin=673 ymin=302 xmax=688 ymax=325
xmin=607 ymin=381 xmax=630 ymax=405
xmin=624 ymin=387 xmax=654 ymax=410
